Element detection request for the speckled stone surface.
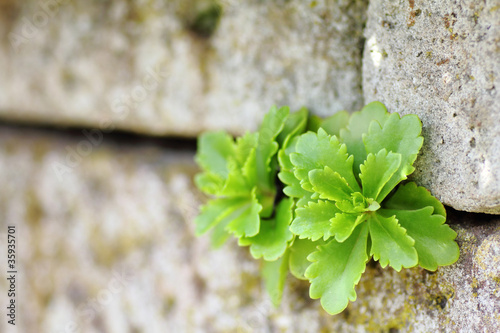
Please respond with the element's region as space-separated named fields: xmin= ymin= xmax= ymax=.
xmin=0 ymin=127 xmax=499 ymax=332
xmin=362 ymin=0 xmax=500 ymax=214
xmin=0 ymin=0 xmax=367 ymax=136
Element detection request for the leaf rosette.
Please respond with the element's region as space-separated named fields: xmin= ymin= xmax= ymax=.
xmin=195 ymin=106 xmax=309 ymax=303
xmin=194 ymin=101 xmax=460 ymax=315
xmin=285 ymin=102 xmax=459 ymax=314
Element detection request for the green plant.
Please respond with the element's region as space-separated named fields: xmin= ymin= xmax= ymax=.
xmin=194 ymin=102 xmax=460 ymax=314
xmin=194 ymin=105 xmax=308 ymax=304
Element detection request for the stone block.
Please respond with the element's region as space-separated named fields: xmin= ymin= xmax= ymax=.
xmin=363 ymin=0 xmax=500 ymax=213
xmin=0 ymin=0 xmax=367 ymax=136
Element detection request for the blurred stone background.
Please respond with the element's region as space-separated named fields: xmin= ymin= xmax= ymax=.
xmin=0 ymin=0 xmax=498 ymax=332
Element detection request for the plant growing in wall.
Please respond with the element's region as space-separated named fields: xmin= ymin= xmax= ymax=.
xmin=194 ymin=102 xmax=460 ymax=315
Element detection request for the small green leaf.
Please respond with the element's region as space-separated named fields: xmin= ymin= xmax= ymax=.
xmin=195 ymin=197 xmax=247 ymax=235
xmin=330 ymin=213 xmax=366 ymax=242
xmin=383 ymin=182 xmax=446 ymax=217
xmin=210 ymin=220 xmax=232 ymax=248
xmin=305 ymin=224 xmax=369 ymax=315
xmin=291 ymin=129 xmax=360 ymax=192
xmin=340 ymin=102 xmax=390 ymax=177
xmin=335 ymin=200 xmax=364 ymax=214
xmin=242 ymin=148 xmax=257 ymax=187
xmin=255 ymin=106 xmax=289 ymax=191
xmin=335 ymin=193 xmax=380 ymax=214
xmin=319 ymin=111 xmax=350 ymax=137
xmin=259 ymin=106 xmax=290 ymax=143
xmin=291 ymin=200 xmax=341 ymax=241
xmin=278 ymin=149 xmax=293 ymax=172
xmin=368 ymin=213 xmax=418 ymax=271
xmin=278 ymin=136 xmax=300 ymax=172
xmin=194 ymin=171 xmax=225 ymax=195
xmin=235 ymin=132 xmax=258 ymax=167
xmin=307 ymin=115 xmax=323 ymax=132
xmin=199 ymin=194 xmax=263 ymax=243
xmin=289 ymin=238 xmax=325 ymax=280
xmin=364 ymin=113 xmax=423 ymax=201
xmin=380 ymin=207 xmax=458 ymax=271
xmin=279 ymin=170 xmax=315 ymax=207
xmin=359 ymin=149 xmax=402 ymax=201
xmin=225 ymin=193 xmax=263 ymax=238
xmin=262 ymin=250 xmax=290 ymax=307
xmin=220 ymin=161 xmax=253 ymax=196
xmin=196 ymin=131 xmax=235 ymax=178
xmin=310 ymin=166 xmax=354 ymax=202
xmin=277 ymin=107 xmax=309 ymax=148
xmin=239 ymin=199 xmax=294 ymax=261
xmin=243 ymin=148 xmax=276 ymax=218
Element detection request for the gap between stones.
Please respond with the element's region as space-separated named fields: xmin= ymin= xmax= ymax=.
xmin=0 ymin=120 xmax=495 ymax=226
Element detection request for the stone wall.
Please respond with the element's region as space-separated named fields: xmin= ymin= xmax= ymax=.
xmin=363 ymin=0 xmax=500 ymax=214
xmin=0 ymin=0 xmax=499 ymax=332
xmin=0 ymin=127 xmax=498 ymax=332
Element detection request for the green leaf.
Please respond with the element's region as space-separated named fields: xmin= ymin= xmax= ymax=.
xmin=291 ymin=200 xmax=341 ymax=241
xmin=289 ymin=238 xmax=325 ymax=280
xmin=239 ymin=199 xmax=294 ymax=261
xmin=262 ymin=251 xmax=290 ymax=307
xmin=210 ymin=220 xmax=232 ymax=248
xmin=259 ymin=106 xmax=290 ymax=142
xmin=335 ymin=199 xmax=365 ymax=214
xmin=197 ymin=190 xmax=262 ymax=239
xmin=255 ymin=106 xmax=289 ymax=190
xmin=364 ymin=112 xmax=424 ymax=201
xmin=235 ymin=132 xmax=258 ymax=167
xmin=309 ymin=166 xmax=354 ymax=202
xmin=278 ymin=136 xmax=300 ymax=172
xmin=242 ymin=147 xmax=274 ymax=218
xmin=242 ymin=148 xmax=257 ymax=187
xmin=319 ymin=111 xmax=350 ymax=137
xmin=305 ymin=224 xmax=369 ymax=315
xmin=194 ymin=171 xmax=225 ymax=195
xmin=277 ymin=107 xmax=308 ymax=148
xmin=384 ymin=208 xmax=458 ymax=271
xmin=307 ymin=115 xmax=323 ymax=132
xmin=195 ymin=197 xmax=248 ymax=236
xmin=279 ymin=170 xmax=315 ymax=207
xmin=382 ymin=182 xmax=446 ymax=217
xmin=330 ymin=213 xmax=366 ymax=242
xmin=198 ymin=194 xmax=262 ymax=242
xmin=368 ymin=213 xmax=418 ymax=271
xmin=359 ymin=149 xmax=402 ymax=201
xmin=335 ymin=192 xmax=380 ymax=214
xmin=291 ymin=128 xmax=360 ymax=192
xmin=340 ymin=102 xmax=390 ymax=177
xmin=220 ymin=161 xmax=253 ymax=196
xmin=278 ymin=149 xmax=293 ymax=172
xmin=225 ymin=191 xmax=263 ymax=237
xmin=196 ymin=131 xmax=235 ymax=178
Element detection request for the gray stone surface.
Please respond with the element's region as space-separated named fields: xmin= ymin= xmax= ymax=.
xmin=0 ymin=126 xmax=499 ymax=332
xmin=363 ymin=0 xmax=500 ymax=214
xmin=0 ymin=0 xmax=367 ymax=137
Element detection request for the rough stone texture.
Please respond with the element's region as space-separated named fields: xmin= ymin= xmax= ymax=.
xmin=0 ymin=0 xmax=367 ymax=136
xmin=0 ymin=126 xmax=499 ymax=332
xmin=363 ymin=0 xmax=500 ymax=214
xmin=204 ymin=0 xmax=368 ymax=131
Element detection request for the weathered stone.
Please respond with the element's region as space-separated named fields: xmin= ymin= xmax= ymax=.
xmin=0 ymin=0 xmax=367 ymax=137
xmin=363 ymin=0 xmax=500 ymax=214
xmin=0 ymin=127 xmax=499 ymax=332
xmin=203 ymin=0 xmax=368 ymax=133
